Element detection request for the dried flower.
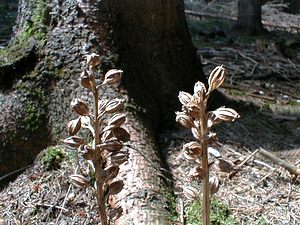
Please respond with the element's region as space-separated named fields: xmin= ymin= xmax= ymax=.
xmin=108 ymin=113 xmax=127 ymax=128
xmin=113 ymin=127 xmax=130 ymax=142
xmin=80 ymin=70 xmax=96 ymax=90
xmin=175 ymin=111 xmax=195 ymax=128
xmin=207 ymin=65 xmax=227 ymax=94
xmin=209 ymin=176 xmax=220 ymax=194
xmin=182 ymin=186 xmax=199 ymax=201
xmin=71 ymin=98 xmax=90 ymax=116
xmin=99 ymin=139 xmax=123 ymax=152
xmin=105 ymin=99 xmax=125 ymax=114
xmin=70 ymin=174 xmax=89 ymax=188
xmin=103 ymin=69 xmax=123 ymax=84
xmin=211 ymin=107 xmax=240 ymax=123
xmin=178 ymin=91 xmax=193 ymax=105
xmin=67 ymin=117 xmax=81 ymax=135
xmin=193 ymin=81 xmax=207 ymax=102
xmin=183 ymin=141 xmax=203 ymax=156
xmin=79 ymin=145 xmax=94 ymax=160
xmin=63 ymin=136 xmax=84 ymax=149
xmin=86 ymin=53 xmax=101 ymax=69
xmin=108 ymin=180 xmax=124 ymax=195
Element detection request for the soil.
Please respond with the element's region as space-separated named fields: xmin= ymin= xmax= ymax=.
xmin=0 ymin=1 xmax=300 ymax=224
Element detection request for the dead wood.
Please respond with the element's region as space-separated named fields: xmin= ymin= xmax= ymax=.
xmin=259 ymin=147 xmax=300 ymax=176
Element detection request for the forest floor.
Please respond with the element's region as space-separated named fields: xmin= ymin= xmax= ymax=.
xmin=0 ymin=1 xmax=300 ymax=225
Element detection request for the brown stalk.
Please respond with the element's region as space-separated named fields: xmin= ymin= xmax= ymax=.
xmin=200 ymin=105 xmax=210 ymax=225
xmin=92 ymin=87 xmax=108 ymax=225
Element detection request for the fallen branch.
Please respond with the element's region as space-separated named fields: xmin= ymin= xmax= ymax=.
xmin=259 ymin=147 xmax=300 ymax=176
xmin=229 ymin=149 xmax=259 ymax=178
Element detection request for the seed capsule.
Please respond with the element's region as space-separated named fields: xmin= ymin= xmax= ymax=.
xmin=63 ymin=136 xmax=85 ymax=149
xmin=100 ymin=165 xmax=120 ymax=182
xmin=86 ymin=53 xmax=101 ymax=69
xmin=67 ymin=117 xmax=81 ymax=135
xmin=209 ymin=176 xmax=220 ymax=194
xmin=105 ymin=99 xmax=125 ymax=114
xmin=175 ymin=111 xmax=195 ymax=128
xmin=193 ymin=81 xmax=207 ymax=99
xmin=108 ymin=180 xmax=124 ymax=195
xmin=103 ymin=69 xmax=123 ymax=84
xmin=70 ymin=174 xmax=89 ymax=188
xmin=99 ymin=139 xmax=123 ymax=152
xmin=207 ymin=65 xmax=227 ymax=94
xmin=108 ymin=113 xmax=126 ymax=128
xmin=178 ymin=91 xmax=193 ymax=105
xmin=113 ymin=127 xmax=130 ymax=142
xmin=183 ymin=141 xmax=203 ymax=156
xmin=182 ymin=186 xmax=199 ymax=201
xmin=71 ymin=98 xmax=90 ymax=116
xmin=80 ymin=70 xmax=96 ymax=90
xmin=211 ymin=106 xmax=240 ymax=122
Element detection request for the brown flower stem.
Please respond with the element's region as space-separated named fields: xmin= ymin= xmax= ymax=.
xmin=201 ymin=105 xmax=210 ymax=225
xmin=201 ymin=142 xmax=210 ymax=225
xmin=92 ymin=88 xmax=108 ymax=225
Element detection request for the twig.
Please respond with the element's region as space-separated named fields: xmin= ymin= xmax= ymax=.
xmin=178 ymin=197 xmax=185 ymax=225
xmin=55 ymin=166 xmax=78 ymax=225
xmin=36 ymin=203 xmax=68 ymax=212
xmin=237 ymin=51 xmax=258 ymax=65
xmin=259 ymin=147 xmax=300 ymax=176
xmin=0 ymin=165 xmax=31 ymax=185
xmin=247 ymin=93 xmax=276 ymax=102
xmin=256 ymin=169 xmax=276 ymax=185
xmin=229 ymin=149 xmax=259 ymax=178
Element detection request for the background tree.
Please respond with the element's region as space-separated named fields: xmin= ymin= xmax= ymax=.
xmin=234 ymin=0 xmax=264 ymax=35
xmin=284 ymin=0 xmax=300 ymax=14
xmin=0 ymin=0 xmax=206 ymax=223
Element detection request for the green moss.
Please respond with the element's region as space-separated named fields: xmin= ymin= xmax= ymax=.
xmin=163 ymin=189 xmax=177 ymax=223
xmin=186 ymin=198 xmax=238 ymax=225
xmin=15 ymin=0 xmax=48 ymax=45
xmin=23 ymin=103 xmax=42 ymax=132
xmin=42 ymin=146 xmax=65 ymax=170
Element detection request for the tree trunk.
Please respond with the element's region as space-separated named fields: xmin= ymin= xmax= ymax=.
xmin=234 ymin=0 xmax=264 ymax=35
xmin=0 ymin=0 xmax=204 ymax=223
xmin=283 ymin=0 xmax=300 ymax=14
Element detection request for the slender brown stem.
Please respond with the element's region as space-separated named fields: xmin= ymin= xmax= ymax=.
xmin=93 ymin=88 xmax=109 ymax=225
xmin=201 ymin=103 xmax=210 ymax=225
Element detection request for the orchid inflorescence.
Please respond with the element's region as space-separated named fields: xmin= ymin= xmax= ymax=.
xmin=176 ymin=65 xmax=239 ymax=225
xmin=63 ymin=53 xmax=129 ymax=225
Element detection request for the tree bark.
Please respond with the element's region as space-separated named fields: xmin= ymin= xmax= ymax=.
xmin=234 ymin=0 xmax=264 ymax=35
xmin=0 ymin=0 xmax=205 ymax=223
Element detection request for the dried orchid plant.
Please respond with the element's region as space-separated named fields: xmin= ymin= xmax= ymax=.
xmin=176 ymin=65 xmax=240 ymax=225
xmin=63 ymin=53 xmax=130 ymax=225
